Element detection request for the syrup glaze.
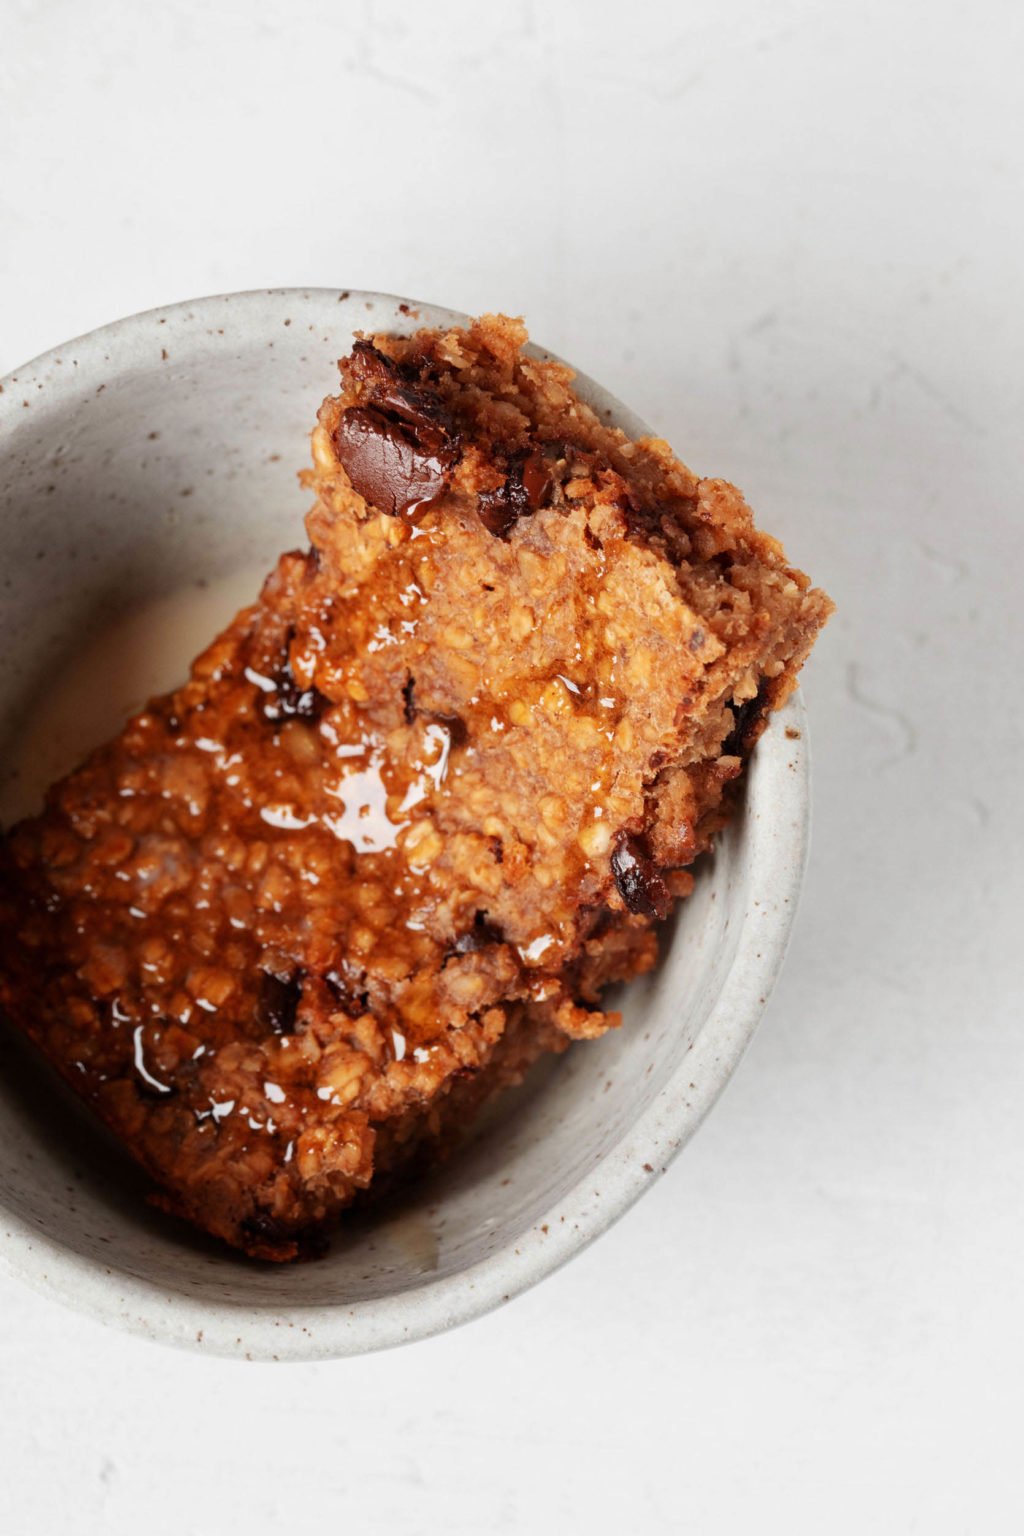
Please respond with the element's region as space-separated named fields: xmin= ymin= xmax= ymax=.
xmin=0 ymin=314 xmax=829 ymax=1257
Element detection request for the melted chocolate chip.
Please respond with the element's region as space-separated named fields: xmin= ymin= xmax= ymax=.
xmin=610 ymin=834 xmax=671 ymax=920
xmin=435 ymin=710 xmax=468 ymax=748
xmin=349 ymin=338 xmax=413 ymax=390
xmin=265 ymin=676 xmax=327 ymax=723
xmin=335 ymin=342 xmax=460 ymax=518
xmin=258 ymin=970 xmax=302 ymax=1035
xmin=721 ymin=683 xmax=769 ymax=758
xmin=324 ymin=968 xmax=369 ymax=1018
xmin=450 ymin=912 xmax=505 ymax=956
xmin=335 ymin=406 xmax=454 ymax=518
xmin=477 ymin=449 xmax=552 ymax=538
xmin=256 ymin=635 xmax=328 ymax=724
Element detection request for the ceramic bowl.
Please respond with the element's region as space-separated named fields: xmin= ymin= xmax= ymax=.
xmin=0 ymin=290 xmax=810 ymax=1359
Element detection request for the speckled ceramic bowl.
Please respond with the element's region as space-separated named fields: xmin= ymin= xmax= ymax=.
xmin=0 ymin=290 xmax=811 ymax=1359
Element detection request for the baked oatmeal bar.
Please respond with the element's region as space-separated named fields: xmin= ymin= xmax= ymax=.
xmin=0 ymin=315 xmax=831 ymax=1259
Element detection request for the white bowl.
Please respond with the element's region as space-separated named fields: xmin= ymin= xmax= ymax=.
xmin=0 ymin=290 xmax=810 ymax=1359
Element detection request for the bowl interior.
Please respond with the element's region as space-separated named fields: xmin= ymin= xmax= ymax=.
xmin=0 ymin=291 xmax=807 ymax=1357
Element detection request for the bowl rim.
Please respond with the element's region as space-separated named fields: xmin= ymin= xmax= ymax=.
xmin=0 ymin=288 xmax=812 ymax=1360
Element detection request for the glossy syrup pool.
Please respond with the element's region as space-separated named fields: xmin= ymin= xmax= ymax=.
xmin=0 ymin=566 xmax=269 ymax=830
xmin=0 ymin=561 xmax=565 ymax=1274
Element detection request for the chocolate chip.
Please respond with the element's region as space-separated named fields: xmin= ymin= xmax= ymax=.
xmin=335 ymin=342 xmax=460 ymax=518
xmin=436 ymin=711 xmax=468 ymax=748
xmin=450 ymin=911 xmax=505 ymax=956
xmin=324 ymin=968 xmax=369 ymax=1017
xmin=721 ymin=683 xmax=769 ymax=758
xmin=610 ymin=833 xmax=671 ymax=920
xmin=476 ymin=496 xmax=517 ymax=539
xmin=267 ymin=677 xmax=327 ymax=722
xmin=256 ymin=635 xmax=328 ymax=724
xmin=334 ymin=406 xmax=454 ymax=518
xmin=258 ymin=970 xmax=302 ymax=1035
xmin=349 ymin=338 xmax=409 ymax=389
xmin=477 ymin=449 xmax=552 ymax=538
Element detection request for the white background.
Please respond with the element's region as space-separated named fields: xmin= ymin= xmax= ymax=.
xmin=2 ymin=2 xmax=1022 ymax=1532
